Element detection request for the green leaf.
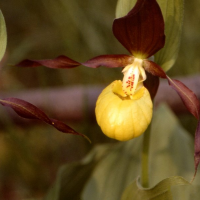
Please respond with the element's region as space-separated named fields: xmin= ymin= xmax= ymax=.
xmin=44 ymin=145 xmax=110 ymax=200
xmin=122 ymin=179 xmax=200 ymax=200
xmin=148 ymin=104 xmax=196 ymax=186
xmin=44 ymin=162 xmax=95 ymax=200
xmin=82 ymin=135 xmax=143 ymax=200
xmin=115 ymin=0 xmax=184 ymax=71
xmin=155 ymin=0 xmax=184 ymax=71
xmin=0 ymin=9 xmax=6 ymax=61
xmin=121 ymin=176 xmax=190 ymax=200
xmin=81 ymin=104 xmax=200 ymax=200
xmin=115 ymin=0 xmax=136 ymax=18
xmin=45 ymin=104 xmax=199 ymax=200
xmin=171 ymin=184 xmax=200 ymax=200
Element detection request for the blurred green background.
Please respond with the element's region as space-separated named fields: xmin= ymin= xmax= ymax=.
xmin=0 ymin=0 xmax=199 ymax=199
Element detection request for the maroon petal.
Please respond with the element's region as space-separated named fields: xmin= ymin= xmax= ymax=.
xmin=16 ymin=55 xmax=80 ymax=69
xmin=167 ymin=77 xmax=200 ymax=119
xmin=82 ymin=54 xmax=133 ymax=68
xmin=0 ymin=98 xmax=91 ymax=142
xmin=113 ymin=0 xmax=165 ymax=58
xmin=144 ymin=72 xmax=159 ymax=100
xmin=194 ymin=120 xmax=200 ymax=181
xmin=143 ymin=60 xmax=166 ymax=78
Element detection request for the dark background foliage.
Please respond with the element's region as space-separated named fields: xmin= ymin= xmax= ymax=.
xmin=0 ymin=0 xmax=199 ymax=199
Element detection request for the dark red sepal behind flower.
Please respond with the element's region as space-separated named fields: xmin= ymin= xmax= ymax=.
xmin=82 ymin=54 xmax=133 ymax=68
xmin=113 ymin=0 xmax=165 ymax=58
xmin=16 ymin=55 xmax=80 ymax=69
xmin=0 ymin=98 xmax=91 ymax=142
xmin=144 ymin=72 xmax=159 ymax=100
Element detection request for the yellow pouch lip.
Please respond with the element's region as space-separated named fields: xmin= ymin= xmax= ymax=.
xmin=95 ymin=81 xmax=153 ymax=141
xmin=112 ymin=80 xmax=145 ymax=100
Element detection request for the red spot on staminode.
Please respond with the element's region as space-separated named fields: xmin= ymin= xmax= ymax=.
xmin=126 ymin=74 xmax=135 ymax=91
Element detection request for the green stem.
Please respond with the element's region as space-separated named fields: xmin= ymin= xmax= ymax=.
xmin=141 ymin=124 xmax=152 ymax=188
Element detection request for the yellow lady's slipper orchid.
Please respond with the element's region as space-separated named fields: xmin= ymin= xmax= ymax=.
xmin=95 ymin=80 xmax=152 ymax=141
xmin=16 ymin=0 xmax=200 ymax=176
xmin=96 ymin=57 xmax=153 ymax=141
xmin=17 ymin=0 xmax=165 ymax=141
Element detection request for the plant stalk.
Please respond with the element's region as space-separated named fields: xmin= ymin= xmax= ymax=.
xmin=141 ymin=124 xmax=151 ymax=188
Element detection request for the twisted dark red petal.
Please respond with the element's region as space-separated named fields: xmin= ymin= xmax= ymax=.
xmin=16 ymin=55 xmax=80 ymax=69
xmin=16 ymin=55 xmax=134 ymax=69
xmin=0 ymin=98 xmax=90 ymax=142
xmin=167 ymin=77 xmax=200 ymax=119
xmin=113 ymin=0 xmax=165 ymax=58
xmin=143 ymin=61 xmax=200 ymax=180
xmin=167 ymin=77 xmax=200 ymax=179
xmin=82 ymin=54 xmax=133 ymax=68
xmin=143 ymin=60 xmax=200 ymax=119
xmin=143 ymin=60 xmax=166 ymax=78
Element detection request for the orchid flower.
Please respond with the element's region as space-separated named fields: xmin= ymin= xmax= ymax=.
xmin=17 ymin=0 xmax=165 ymax=141
xmin=16 ymin=0 xmax=200 ymax=174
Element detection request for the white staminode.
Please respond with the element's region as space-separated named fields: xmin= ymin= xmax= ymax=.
xmin=122 ymin=58 xmax=146 ymax=96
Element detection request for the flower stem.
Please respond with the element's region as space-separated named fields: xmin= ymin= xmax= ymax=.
xmin=141 ymin=124 xmax=151 ymax=188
